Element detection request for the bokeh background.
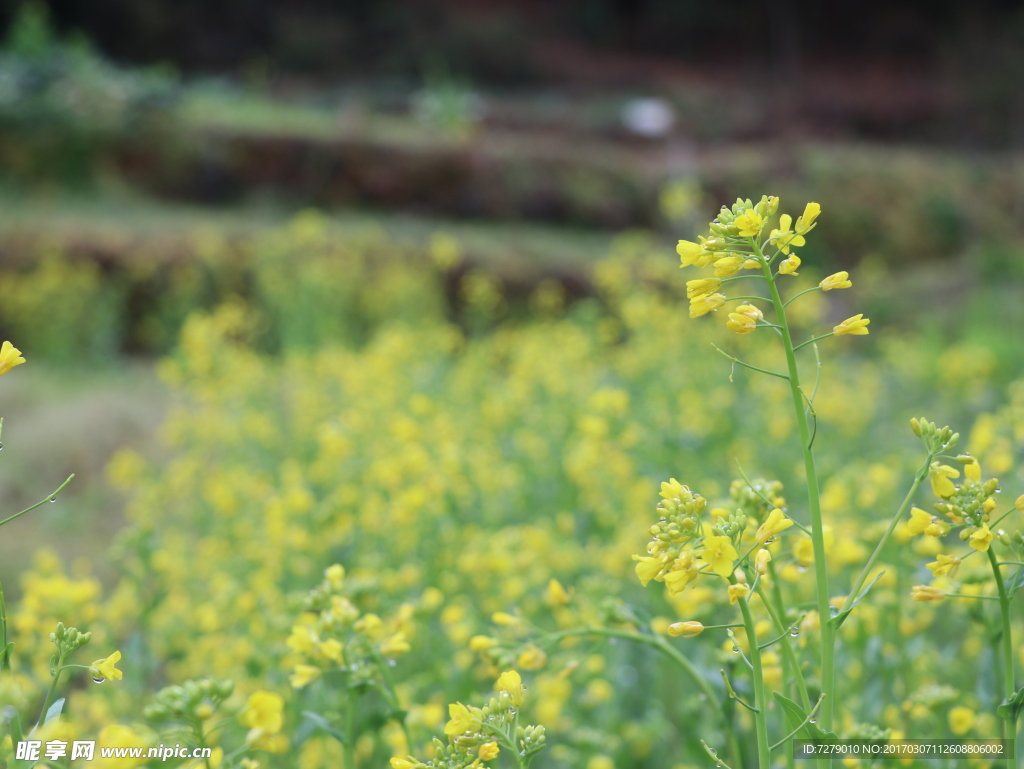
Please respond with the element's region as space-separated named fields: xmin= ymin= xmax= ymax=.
xmin=2 ymin=2 xmax=1024 ymax=766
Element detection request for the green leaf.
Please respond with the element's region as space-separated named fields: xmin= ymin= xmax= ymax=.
xmin=44 ymin=697 xmax=64 ymax=725
xmin=997 ymin=688 xmax=1024 ymax=722
xmin=773 ymin=692 xmax=838 ymax=742
xmin=1003 ymin=566 xmax=1024 ymax=597
xmin=9 ymin=707 xmax=24 ymax=745
xmin=829 ymin=570 xmax=886 ymax=629
xmin=300 ymin=710 xmax=347 ymax=743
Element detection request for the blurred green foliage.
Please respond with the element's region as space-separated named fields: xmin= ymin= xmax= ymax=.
xmin=0 ymin=3 xmax=176 ymax=183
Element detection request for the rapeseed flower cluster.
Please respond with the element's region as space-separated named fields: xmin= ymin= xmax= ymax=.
xmin=391 ymin=670 xmax=545 ymax=769
xmin=4 ymin=209 xmax=1024 ymax=768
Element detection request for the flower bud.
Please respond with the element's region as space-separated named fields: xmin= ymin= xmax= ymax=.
xmin=667 ymin=621 xmax=704 ymax=638
xmin=754 ymin=548 xmax=772 ymax=575
xmin=911 ymin=585 xmax=945 ymax=602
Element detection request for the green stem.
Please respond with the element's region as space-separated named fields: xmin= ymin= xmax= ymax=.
xmin=783 ymin=286 xmax=823 ymax=307
xmin=756 ymin=582 xmax=810 ymax=709
xmin=946 ymin=593 xmax=1000 ymax=601
xmin=344 ymin=689 xmax=357 ymax=769
xmin=765 ymin=569 xmax=803 ymax=769
xmin=0 ymin=474 xmax=75 ymax=529
xmin=847 ymin=459 xmax=931 ymax=605
xmin=757 ymin=242 xmax=835 ymax=729
xmin=368 ymin=647 xmax=412 ymax=749
xmin=37 ymin=654 xmax=64 ymax=728
xmin=710 ymin=343 xmax=790 ymax=380
xmin=989 ymin=548 xmax=1016 ymax=748
xmin=0 ymin=581 xmax=9 ymax=673
xmin=793 ymin=333 xmax=834 ymax=352
xmin=737 ymin=594 xmax=771 ymax=769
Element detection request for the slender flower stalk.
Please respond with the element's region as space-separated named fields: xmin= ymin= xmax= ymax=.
xmin=736 ymin=587 xmax=771 ymax=769
xmin=663 ymin=197 xmax=878 ymax=769
xmin=754 ymin=238 xmax=836 ymax=728
xmin=988 ymin=548 xmax=1016 ymax=744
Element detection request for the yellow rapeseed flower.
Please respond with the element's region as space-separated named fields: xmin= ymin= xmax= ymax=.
xmin=964 ymin=459 xmax=982 ymax=482
xmin=0 ymin=341 xmax=25 ymax=376
xmin=927 ymin=554 xmax=961 ymax=577
xmin=240 ymin=691 xmax=285 ymax=735
xmin=768 ymin=214 xmax=805 ymax=254
xmin=470 ymin=635 xmax=499 ymax=652
xmin=286 ymin=624 xmax=318 ymax=654
xmin=908 ymin=507 xmax=934 ymax=535
xmin=547 ymin=578 xmax=572 ymax=605
xmin=663 ymin=552 xmax=700 ymax=594
xmin=517 ymin=644 xmax=547 ymax=670
xmin=391 ymin=758 xmax=417 ymax=769
xmin=689 ymin=292 xmax=726 ymax=318
xmin=834 ymin=314 xmax=870 ymax=336
xmin=911 ymin=585 xmax=945 ymax=602
xmin=324 ymin=564 xmax=345 ymax=588
xmin=969 ymin=525 xmax=994 ymax=552
xmin=444 ymin=702 xmax=482 ymax=736
xmin=677 ymin=240 xmax=704 ymax=267
xmin=754 ymin=548 xmax=772 ymax=575
xmin=795 ymin=202 xmax=821 ymax=234
xmin=733 ymin=212 xmax=765 ymax=236
xmin=355 ymin=613 xmax=384 ymax=638
xmin=318 ymin=638 xmax=343 ymax=662
xmin=728 ymin=583 xmax=750 ymax=604
xmin=659 ymin=478 xmax=686 ymax=499
xmin=686 ymin=278 xmax=722 ymax=299
xmin=701 ymin=534 xmax=739 ymax=579
xmin=496 ymin=670 xmax=525 ymax=705
xmin=755 ymin=508 xmax=794 ymax=543
xmin=290 ymin=664 xmax=321 ymax=689
xmin=667 ymin=621 xmax=704 ymax=638
xmin=820 ymin=272 xmax=852 ymax=291
xmin=793 ymin=537 xmax=815 ymax=566
xmin=90 ymin=651 xmax=123 ymax=682
xmin=479 ymin=742 xmax=500 ymax=761
xmin=948 ymin=706 xmax=975 ymax=736
xmin=633 ymin=555 xmax=664 ymax=586
xmin=778 ymin=255 xmax=801 ymax=275
xmin=725 ymin=303 xmax=763 ymax=335
xmin=379 ymin=632 xmax=411 ymax=657
xmin=712 ymin=255 xmax=746 ymax=277
xmin=929 ymin=463 xmax=960 ymax=498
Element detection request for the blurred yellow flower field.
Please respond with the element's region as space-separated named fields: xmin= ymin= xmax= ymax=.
xmin=1 ymin=201 xmax=1023 ymax=769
